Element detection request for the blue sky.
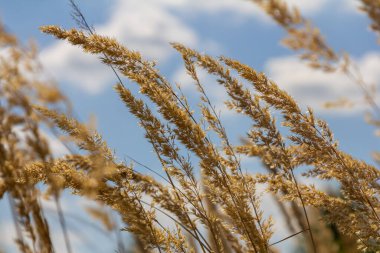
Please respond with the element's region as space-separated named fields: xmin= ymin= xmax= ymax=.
xmin=0 ymin=0 xmax=379 ymax=252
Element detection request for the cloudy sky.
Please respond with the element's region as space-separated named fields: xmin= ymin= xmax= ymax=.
xmin=0 ymin=0 xmax=379 ymax=252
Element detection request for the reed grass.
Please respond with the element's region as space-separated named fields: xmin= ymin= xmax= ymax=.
xmin=0 ymin=0 xmax=380 ymax=252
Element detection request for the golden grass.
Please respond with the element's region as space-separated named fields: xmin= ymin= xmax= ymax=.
xmin=1 ymin=0 xmax=380 ymax=252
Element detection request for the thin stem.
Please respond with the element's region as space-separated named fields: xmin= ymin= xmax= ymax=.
xmin=344 ymin=62 xmax=380 ymax=119
xmin=132 ymin=193 xmax=163 ymax=253
xmin=269 ymin=229 xmax=309 ymax=246
xmin=8 ymin=194 xmax=26 ymax=249
xmin=55 ymin=195 xmax=73 ymax=253
xmin=290 ymin=170 xmax=317 ymax=253
xmin=139 ymin=199 xmax=212 ymax=252
xmin=124 ymin=154 xmax=170 ymax=185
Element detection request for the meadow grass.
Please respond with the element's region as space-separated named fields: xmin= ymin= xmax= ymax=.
xmin=1 ymin=1 xmax=380 ymax=252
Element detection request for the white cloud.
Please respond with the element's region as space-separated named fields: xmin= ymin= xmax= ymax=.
xmin=40 ymin=42 xmax=115 ymax=95
xmin=341 ymin=0 xmax=361 ymax=13
xmin=161 ymin=0 xmax=327 ymax=18
xmin=172 ymin=0 xmax=266 ymax=20
xmin=40 ymin=0 xmax=332 ymax=95
xmin=264 ymin=52 xmax=380 ymax=114
xmin=97 ymin=0 xmax=199 ymax=61
xmin=12 ymin=125 xmax=69 ymax=157
xmin=171 ymin=65 xmax=205 ymax=90
xmin=283 ymin=0 xmax=328 ymax=15
xmin=41 ymin=131 xmax=70 ymax=158
xmin=0 ymin=221 xmax=17 ymax=252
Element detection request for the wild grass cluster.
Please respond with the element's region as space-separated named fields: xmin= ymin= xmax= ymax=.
xmin=1 ymin=0 xmax=380 ymax=252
